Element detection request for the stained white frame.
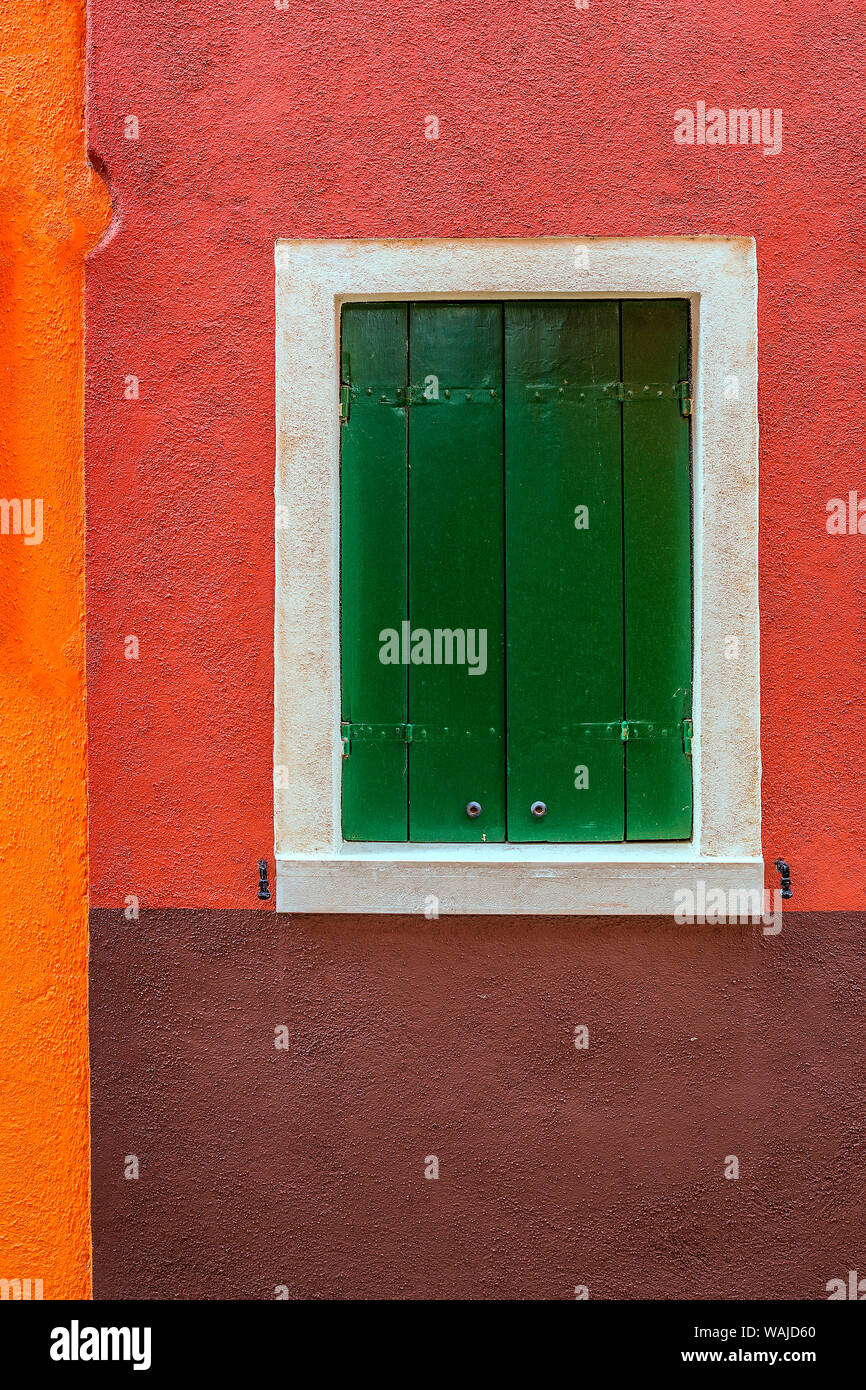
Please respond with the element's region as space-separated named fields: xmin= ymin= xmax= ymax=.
xmin=274 ymin=238 xmax=762 ymax=914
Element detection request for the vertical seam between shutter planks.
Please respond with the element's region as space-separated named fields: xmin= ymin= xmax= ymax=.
xmin=618 ymin=300 xmax=628 ymax=840
xmin=405 ymin=306 xmax=411 ymax=831
xmin=501 ymin=300 xmax=510 ymax=840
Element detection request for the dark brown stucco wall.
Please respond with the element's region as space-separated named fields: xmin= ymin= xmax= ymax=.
xmin=90 ymin=909 xmax=864 ymax=1300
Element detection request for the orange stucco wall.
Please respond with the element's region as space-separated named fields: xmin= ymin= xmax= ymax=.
xmin=0 ymin=1 xmax=109 ymax=1299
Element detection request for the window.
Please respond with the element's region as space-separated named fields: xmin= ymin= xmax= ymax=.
xmin=340 ymin=299 xmax=693 ymax=844
xmin=274 ymin=239 xmax=761 ymax=914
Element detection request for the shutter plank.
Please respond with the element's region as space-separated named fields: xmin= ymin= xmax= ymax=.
xmin=621 ymin=299 xmax=693 ymax=839
xmin=340 ymin=304 xmax=408 ymax=840
xmin=505 ymin=301 xmax=624 ymax=841
xmin=408 ymin=303 xmax=506 ymax=842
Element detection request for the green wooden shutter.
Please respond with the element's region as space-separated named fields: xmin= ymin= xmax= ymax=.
xmin=341 ymin=298 xmax=692 ymax=846
xmin=621 ymin=300 xmax=693 ymax=839
xmin=340 ymin=304 xmax=408 ymax=840
xmin=408 ymin=303 xmax=506 ymax=841
xmin=504 ymin=301 xmax=625 ymax=841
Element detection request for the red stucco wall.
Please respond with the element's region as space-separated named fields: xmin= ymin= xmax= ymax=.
xmin=86 ymin=0 xmax=865 ymax=912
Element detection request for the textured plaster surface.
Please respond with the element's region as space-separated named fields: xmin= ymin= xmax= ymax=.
xmin=90 ymin=907 xmax=866 ymax=1299
xmin=0 ymin=1 xmax=111 ymax=1298
xmin=86 ymin=0 xmax=865 ymax=910
xmin=84 ymin=0 xmax=865 ymax=1297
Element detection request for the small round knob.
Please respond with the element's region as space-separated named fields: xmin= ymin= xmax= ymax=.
xmin=466 ymin=801 xmax=482 ymax=819
xmin=530 ymin=801 xmax=547 ymax=818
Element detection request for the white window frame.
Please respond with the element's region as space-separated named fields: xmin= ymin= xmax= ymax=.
xmin=274 ymin=238 xmax=762 ymax=914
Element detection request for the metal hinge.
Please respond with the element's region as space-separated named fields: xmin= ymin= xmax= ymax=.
xmin=622 ymin=717 xmax=693 ymax=751
xmin=677 ymin=380 xmax=693 ymax=417
xmin=341 ymin=721 xmax=501 ymax=756
xmin=342 ymin=718 xmax=692 ymax=755
xmin=619 ymin=719 xmax=693 ymax=746
xmin=562 ymin=718 xmax=693 ymax=747
xmin=526 ymin=382 xmax=682 ymax=404
xmin=339 ymin=383 xmax=351 ymax=425
xmin=341 ymin=722 xmax=412 ymax=758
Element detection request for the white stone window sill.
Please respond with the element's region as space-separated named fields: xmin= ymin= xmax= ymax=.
xmin=275 ymin=846 xmax=765 ymax=915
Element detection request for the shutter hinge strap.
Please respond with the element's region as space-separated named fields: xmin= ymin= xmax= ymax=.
xmin=622 ymin=717 xmax=693 ymax=750
xmin=342 ymin=718 xmax=693 ymax=755
xmin=525 ymin=381 xmax=683 ymax=404
xmin=341 ymin=722 xmax=412 ymax=758
xmin=341 ymin=722 xmax=500 ymax=755
xmin=546 ymin=718 xmax=693 ymax=745
xmin=677 ymin=380 xmax=693 ymax=417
